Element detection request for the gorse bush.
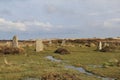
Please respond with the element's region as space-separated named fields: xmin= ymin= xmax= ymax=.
xmin=0 ymin=46 xmax=24 ymax=54
xmin=54 ymin=48 xmax=70 ymax=55
xmin=100 ymin=46 xmax=117 ymax=52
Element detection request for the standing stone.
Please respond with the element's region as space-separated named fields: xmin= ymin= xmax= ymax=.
xmin=61 ymin=39 xmax=66 ymax=46
xmin=103 ymin=42 xmax=109 ymax=47
xmin=103 ymin=42 xmax=107 ymax=47
xmin=90 ymin=43 xmax=96 ymax=47
xmin=98 ymin=41 xmax=102 ymax=50
xmin=49 ymin=40 xmax=52 ymax=46
xmin=36 ymin=39 xmax=44 ymax=52
xmin=12 ymin=35 xmax=19 ymax=48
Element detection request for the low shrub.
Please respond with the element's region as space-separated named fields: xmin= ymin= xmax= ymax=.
xmin=54 ymin=48 xmax=70 ymax=55
xmin=100 ymin=45 xmax=120 ymax=52
xmin=0 ymin=46 xmax=24 ymax=54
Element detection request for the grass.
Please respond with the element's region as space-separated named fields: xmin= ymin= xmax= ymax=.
xmin=85 ymin=66 xmax=120 ymax=79
xmin=46 ymin=45 xmax=120 ymax=79
xmin=49 ymin=46 xmax=120 ymax=65
xmin=0 ymin=45 xmax=119 ymax=80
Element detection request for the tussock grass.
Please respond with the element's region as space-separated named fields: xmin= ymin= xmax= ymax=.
xmin=46 ymin=45 xmax=120 ymax=79
xmin=0 ymin=45 xmax=119 ymax=79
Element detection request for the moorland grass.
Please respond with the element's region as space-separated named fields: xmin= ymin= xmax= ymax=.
xmin=0 ymin=46 xmax=100 ymax=80
xmin=48 ymin=45 xmax=120 ymax=79
xmin=0 ymin=45 xmax=119 ymax=80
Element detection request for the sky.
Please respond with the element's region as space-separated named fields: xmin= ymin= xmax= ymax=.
xmin=0 ymin=0 xmax=120 ymax=39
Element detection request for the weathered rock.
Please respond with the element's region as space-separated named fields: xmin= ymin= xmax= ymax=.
xmin=54 ymin=48 xmax=70 ymax=55
xmin=96 ymin=41 xmax=102 ymax=51
xmin=103 ymin=42 xmax=109 ymax=47
xmin=49 ymin=40 xmax=52 ymax=46
xmin=61 ymin=40 xmax=66 ymax=46
xmin=36 ymin=39 xmax=44 ymax=52
xmin=90 ymin=43 xmax=96 ymax=47
xmin=98 ymin=41 xmax=102 ymax=50
xmin=12 ymin=35 xmax=19 ymax=48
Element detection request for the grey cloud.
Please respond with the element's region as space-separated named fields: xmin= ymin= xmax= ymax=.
xmin=0 ymin=9 xmax=12 ymax=16
xmin=0 ymin=0 xmax=120 ymax=39
xmin=104 ymin=18 xmax=120 ymax=28
xmin=45 ymin=5 xmax=76 ymax=15
xmin=88 ymin=9 xmax=120 ymax=16
xmin=0 ymin=0 xmax=28 ymax=2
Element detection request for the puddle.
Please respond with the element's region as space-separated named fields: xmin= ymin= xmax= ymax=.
xmin=65 ymin=65 xmax=93 ymax=76
xmin=46 ymin=56 xmax=116 ymax=80
xmin=45 ymin=56 xmax=61 ymax=62
xmin=65 ymin=65 xmax=115 ymax=80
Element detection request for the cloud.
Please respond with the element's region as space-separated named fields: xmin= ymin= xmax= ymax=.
xmin=0 ymin=18 xmax=61 ymax=32
xmin=88 ymin=9 xmax=120 ymax=16
xmin=0 ymin=18 xmax=26 ymax=31
xmin=0 ymin=0 xmax=120 ymax=39
xmin=0 ymin=0 xmax=28 ymax=2
xmin=46 ymin=5 xmax=57 ymax=13
xmin=24 ymin=21 xmax=54 ymax=31
xmin=88 ymin=12 xmax=100 ymax=16
xmin=0 ymin=9 xmax=12 ymax=16
xmin=104 ymin=18 xmax=120 ymax=28
xmin=45 ymin=4 xmax=76 ymax=15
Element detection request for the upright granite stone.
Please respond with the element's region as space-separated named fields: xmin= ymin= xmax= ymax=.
xmin=61 ymin=39 xmax=66 ymax=46
xmin=98 ymin=41 xmax=102 ymax=50
xmin=103 ymin=42 xmax=109 ymax=47
xmin=36 ymin=39 xmax=44 ymax=52
xmin=49 ymin=40 xmax=52 ymax=46
xmin=12 ymin=35 xmax=19 ymax=48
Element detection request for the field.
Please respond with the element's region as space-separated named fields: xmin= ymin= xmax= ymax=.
xmin=0 ymin=44 xmax=120 ymax=80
